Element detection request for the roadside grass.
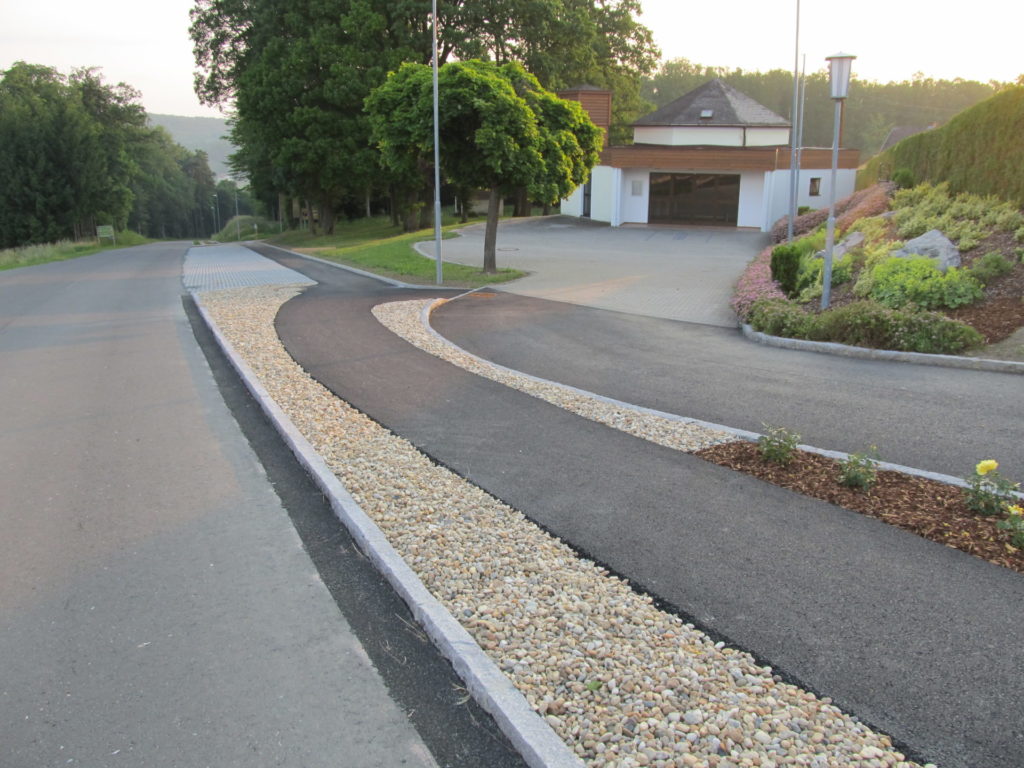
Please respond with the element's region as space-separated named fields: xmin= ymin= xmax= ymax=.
xmin=212 ymin=215 xmax=281 ymax=243
xmin=267 ymin=216 xmax=527 ymax=287
xmin=0 ymin=231 xmax=152 ymax=271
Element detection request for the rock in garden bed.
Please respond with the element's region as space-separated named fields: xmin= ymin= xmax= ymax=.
xmin=695 ymin=441 xmax=1024 ymax=574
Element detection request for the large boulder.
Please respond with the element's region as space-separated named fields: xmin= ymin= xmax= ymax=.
xmin=814 ymin=230 xmax=864 ymax=261
xmin=889 ymin=230 xmax=961 ymax=272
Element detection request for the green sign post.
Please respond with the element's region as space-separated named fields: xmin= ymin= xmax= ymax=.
xmin=96 ymin=225 xmax=116 ymax=244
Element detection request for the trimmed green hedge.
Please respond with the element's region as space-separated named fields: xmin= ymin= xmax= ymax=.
xmin=749 ymin=299 xmax=984 ymax=355
xmin=859 ymin=87 xmax=1024 ymax=206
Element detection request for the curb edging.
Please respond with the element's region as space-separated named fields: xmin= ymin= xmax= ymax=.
xmin=426 ymin=296 xmax=1016 ymax=496
xmin=255 ymin=241 xmax=450 ymax=291
xmin=742 ymin=324 xmax=1024 ymax=375
xmin=191 ymin=291 xmax=584 ymax=768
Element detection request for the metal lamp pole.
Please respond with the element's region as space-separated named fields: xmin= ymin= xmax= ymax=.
xmin=786 ymin=0 xmax=800 ymax=242
xmin=431 ymin=0 xmax=443 ymax=285
xmin=820 ymin=53 xmax=855 ymax=311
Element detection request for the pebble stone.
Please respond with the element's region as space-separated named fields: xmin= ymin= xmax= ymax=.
xmin=372 ymin=298 xmax=736 ymax=454
xmin=200 ymin=285 xmax=922 ymax=768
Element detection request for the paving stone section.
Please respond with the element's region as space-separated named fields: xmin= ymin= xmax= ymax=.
xmin=200 ymin=284 xmax=924 ymax=768
xmin=184 ymin=243 xmax=315 ymax=291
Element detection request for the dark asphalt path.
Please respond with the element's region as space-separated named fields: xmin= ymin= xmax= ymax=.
xmin=262 ymin=246 xmax=1024 ymax=768
xmin=0 ymin=245 xmax=525 ymax=768
xmin=433 ymin=293 xmax=1024 ymax=481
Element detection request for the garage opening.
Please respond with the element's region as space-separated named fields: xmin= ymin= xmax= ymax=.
xmin=648 ymin=173 xmax=740 ymax=225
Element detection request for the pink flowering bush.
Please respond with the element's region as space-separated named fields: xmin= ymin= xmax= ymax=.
xmin=731 ymin=245 xmax=787 ymax=321
xmin=769 ymin=183 xmax=896 ymax=243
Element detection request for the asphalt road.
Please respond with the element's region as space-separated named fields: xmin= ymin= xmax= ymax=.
xmin=260 ymin=248 xmax=1024 ymax=768
xmin=0 ymin=244 xmax=524 ymax=768
xmin=432 ymin=292 xmax=1024 ymax=480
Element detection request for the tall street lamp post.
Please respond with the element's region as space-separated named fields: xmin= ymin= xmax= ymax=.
xmin=820 ymin=52 xmax=855 ymax=310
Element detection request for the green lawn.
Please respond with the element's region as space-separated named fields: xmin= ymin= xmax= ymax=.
xmin=0 ymin=231 xmax=152 ymax=271
xmin=267 ymin=216 xmax=526 ymax=287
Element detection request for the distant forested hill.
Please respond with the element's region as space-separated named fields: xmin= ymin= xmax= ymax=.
xmin=148 ymin=114 xmax=235 ymax=179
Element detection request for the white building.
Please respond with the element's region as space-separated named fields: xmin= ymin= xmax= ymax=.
xmin=560 ymin=80 xmax=859 ymax=231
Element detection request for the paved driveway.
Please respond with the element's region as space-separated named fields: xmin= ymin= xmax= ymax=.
xmin=417 ymin=216 xmax=768 ymax=327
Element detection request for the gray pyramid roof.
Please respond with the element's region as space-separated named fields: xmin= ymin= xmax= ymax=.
xmin=635 ymin=79 xmax=790 ymax=128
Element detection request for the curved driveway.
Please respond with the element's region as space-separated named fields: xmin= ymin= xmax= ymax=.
xmin=258 ymin=242 xmax=1024 ymax=768
xmin=432 ymin=293 xmax=1022 ymax=479
xmin=417 ymin=216 xmax=767 ymax=327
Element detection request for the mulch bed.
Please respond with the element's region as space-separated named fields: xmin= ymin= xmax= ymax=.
xmin=950 ymin=234 xmax=1024 ymax=343
xmin=695 ymin=440 xmax=1024 ymax=575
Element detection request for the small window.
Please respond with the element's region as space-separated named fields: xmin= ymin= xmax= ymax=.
xmin=631 ymin=180 xmax=643 ymax=196
xmin=809 ymin=177 xmax=822 ymax=196
xmin=700 ymin=109 xmax=714 ymax=119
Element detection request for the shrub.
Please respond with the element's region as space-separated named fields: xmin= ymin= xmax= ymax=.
xmin=836 ymin=183 xmax=894 ymax=232
xmin=891 ymin=182 xmax=1023 ymax=250
xmin=869 ymin=257 xmax=983 ymax=310
xmin=770 ymin=244 xmax=801 ymax=297
xmin=770 ymin=184 xmax=895 ymax=243
xmin=968 ymin=251 xmax=1014 ymax=285
xmin=998 ymin=506 xmax=1024 ymax=547
xmin=758 ymin=424 xmax=800 ymax=466
xmin=849 ymin=215 xmax=892 ymax=246
xmin=964 ymin=460 xmax=1019 ymax=517
xmin=838 ymin=448 xmax=880 ymax=490
xmin=731 ymin=246 xmax=787 ymax=320
xmin=891 ymin=168 xmax=915 ymax=189
xmin=810 ymin=301 xmax=983 ymax=353
xmin=749 ymin=298 xmax=814 ymax=337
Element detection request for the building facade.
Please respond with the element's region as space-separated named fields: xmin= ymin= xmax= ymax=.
xmin=560 ymin=80 xmax=859 ymax=231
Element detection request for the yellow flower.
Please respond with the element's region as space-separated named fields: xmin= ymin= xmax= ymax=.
xmin=976 ymin=460 xmax=999 ymax=476
xmin=1009 ymin=505 xmax=1024 ymax=516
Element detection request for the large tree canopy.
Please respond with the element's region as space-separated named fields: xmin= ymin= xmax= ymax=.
xmin=190 ymin=0 xmax=654 ymax=220
xmin=366 ymin=60 xmax=602 ymax=271
xmin=0 ymin=63 xmax=218 ymax=248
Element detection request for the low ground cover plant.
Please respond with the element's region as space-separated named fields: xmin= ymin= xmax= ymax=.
xmin=757 ymin=424 xmax=800 ymax=465
xmin=696 ymin=439 xmax=1024 ymax=574
xmin=735 ymin=180 xmax=1024 ymax=354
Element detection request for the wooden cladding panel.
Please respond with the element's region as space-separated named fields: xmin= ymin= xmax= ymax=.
xmin=559 ymin=90 xmax=612 ymax=129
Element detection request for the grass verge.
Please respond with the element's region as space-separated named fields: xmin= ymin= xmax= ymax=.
xmin=0 ymin=231 xmax=152 ymax=271
xmin=267 ymin=217 xmax=526 ymax=288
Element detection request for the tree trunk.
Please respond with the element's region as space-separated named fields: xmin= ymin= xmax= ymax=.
xmin=403 ymin=189 xmax=420 ymax=232
xmin=484 ymin=186 xmax=501 ymax=273
xmin=513 ymin=187 xmax=530 ymax=217
xmin=365 ymin=188 xmax=372 ymax=219
xmin=542 ymin=202 xmax=551 ymax=216
xmin=321 ymin=199 xmax=335 ymax=235
xmin=389 ymin=187 xmax=399 ymax=227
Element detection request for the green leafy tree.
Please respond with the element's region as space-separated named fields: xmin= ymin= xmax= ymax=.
xmin=0 ymin=62 xmax=214 ymax=248
xmin=366 ymin=59 xmax=602 ymax=271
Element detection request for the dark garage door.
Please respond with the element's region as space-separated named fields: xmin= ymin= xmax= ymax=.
xmin=648 ymin=173 xmax=740 ymax=225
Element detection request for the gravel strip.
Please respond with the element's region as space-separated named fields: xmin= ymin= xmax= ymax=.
xmin=372 ymin=299 xmax=736 ymax=453
xmin=202 ymin=285 xmax=925 ymax=768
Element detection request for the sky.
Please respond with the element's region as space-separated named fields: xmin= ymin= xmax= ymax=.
xmin=1 ymin=1 xmax=1021 ymax=118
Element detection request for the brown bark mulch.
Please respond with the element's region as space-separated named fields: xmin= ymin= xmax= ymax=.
xmin=695 ymin=440 xmax=1024 ymax=575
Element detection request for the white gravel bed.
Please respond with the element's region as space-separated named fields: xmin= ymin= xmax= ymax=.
xmin=371 ymin=299 xmax=735 ymax=454
xmin=201 ymin=285 xmax=924 ymax=768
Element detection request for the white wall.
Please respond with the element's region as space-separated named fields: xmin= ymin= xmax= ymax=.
xmin=562 ymin=183 xmax=584 ymax=217
xmin=633 ymin=125 xmax=790 ymax=147
xmin=619 ymin=169 xmax=650 ymax=224
xmin=634 ymin=126 xmax=745 ymax=146
xmin=763 ymin=168 xmax=858 ymax=231
xmin=589 ymin=165 xmax=619 ymax=224
xmin=736 ymin=171 xmax=765 ymax=229
xmin=745 ymin=127 xmax=791 ymax=146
